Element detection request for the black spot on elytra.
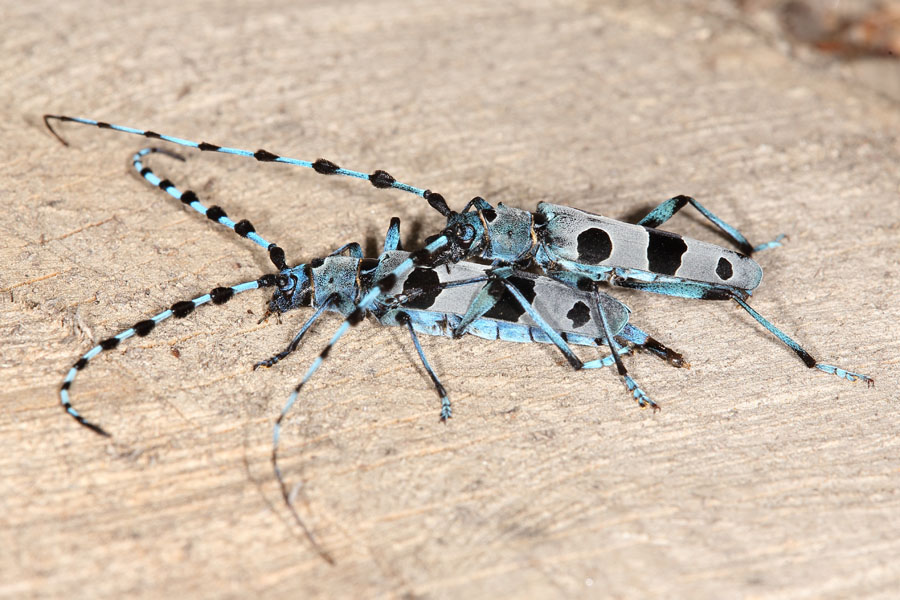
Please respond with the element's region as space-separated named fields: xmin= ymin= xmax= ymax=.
xmin=576 ymin=228 xmax=613 ymax=264
xmin=509 ymin=276 xmax=536 ymax=303
xmin=403 ymin=268 xmax=441 ymax=309
xmin=716 ymin=256 xmax=734 ymax=280
xmin=566 ymin=301 xmax=591 ymax=329
xmin=647 ymin=229 xmax=687 ymax=275
xmin=484 ymin=276 xmax=536 ymax=322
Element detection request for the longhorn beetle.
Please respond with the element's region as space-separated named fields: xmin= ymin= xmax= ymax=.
xmin=55 ymin=146 xmax=689 ymax=562
xmin=43 ymin=114 xmax=874 ymax=393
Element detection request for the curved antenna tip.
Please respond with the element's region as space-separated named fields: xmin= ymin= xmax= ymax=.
xmin=43 ymin=114 xmax=70 ymax=147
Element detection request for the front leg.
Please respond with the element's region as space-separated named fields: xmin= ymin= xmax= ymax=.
xmin=253 ymin=294 xmax=338 ymax=370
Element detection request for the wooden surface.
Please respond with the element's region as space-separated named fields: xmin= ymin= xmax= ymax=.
xmin=2 ymin=1 xmax=898 ymax=598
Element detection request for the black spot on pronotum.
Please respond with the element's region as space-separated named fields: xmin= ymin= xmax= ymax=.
xmin=369 ymin=170 xmax=395 ymax=188
xmin=100 ymin=337 xmax=120 ymax=350
xmin=482 ymin=208 xmax=497 ymax=222
xmin=647 ymin=230 xmax=688 ymax=276
xmin=716 ymin=257 xmax=734 ymax=280
xmin=172 ymin=301 xmax=196 ymax=318
xmin=403 ymin=268 xmax=441 ymax=309
xmin=206 ymin=205 xmax=227 ymax=222
xmin=309 ymin=258 xmax=325 ymax=269
xmin=576 ymin=228 xmax=613 ymax=264
xmin=566 ymin=301 xmax=591 ymax=329
xmin=134 ymin=319 xmax=156 ymax=336
xmin=312 ymin=158 xmax=340 ymax=174
xmin=234 ymin=219 xmax=255 ymax=237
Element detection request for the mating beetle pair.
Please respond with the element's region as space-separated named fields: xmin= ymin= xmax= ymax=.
xmin=44 ymin=115 xmax=873 ymax=411
xmin=45 ymin=114 xmax=873 ymax=561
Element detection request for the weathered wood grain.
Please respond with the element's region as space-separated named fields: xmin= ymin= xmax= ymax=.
xmin=2 ymin=1 xmax=897 ymax=598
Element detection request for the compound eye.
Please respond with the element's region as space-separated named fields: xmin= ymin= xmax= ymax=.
xmin=276 ymin=274 xmax=290 ymax=289
xmin=458 ymin=224 xmax=475 ymax=242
